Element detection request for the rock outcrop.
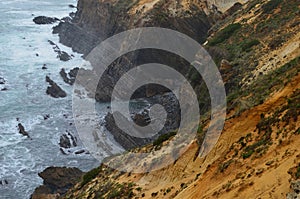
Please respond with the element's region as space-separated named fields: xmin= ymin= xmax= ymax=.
xmin=33 ymin=16 xmax=59 ymax=25
xmin=45 ymin=76 xmax=67 ymax=98
xmin=48 ymin=40 xmax=72 ymax=62
xmin=59 ymin=131 xmax=77 ymax=149
xmin=59 ymin=68 xmax=78 ymax=85
xmin=18 ymin=123 xmax=30 ymax=138
xmin=52 ymin=0 xmax=216 ymax=103
xmin=31 ymin=167 xmax=83 ymax=199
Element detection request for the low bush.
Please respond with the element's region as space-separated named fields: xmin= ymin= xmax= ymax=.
xmin=153 ymin=131 xmax=177 ymax=146
xmin=241 ymin=39 xmax=260 ymax=51
xmin=242 ymin=150 xmax=254 ymax=159
xmin=81 ymin=167 xmax=101 ymax=186
xmin=209 ymin=23 xmax=242 ymax=46
xmin=262 ymin=0 xmax=282 ymax=14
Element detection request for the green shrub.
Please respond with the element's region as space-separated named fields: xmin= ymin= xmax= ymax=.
xmin=241 ymin=39 xmax=260 ymax=51
xmin=262 ymin=0 xmax=282 ymax=14
xmin=81 ymin=167 xmax=101 ymax=186
xmin=108 ymin=189 xmax=121 ymax=198
xmin=242 ymin=150 xmax=254 ymax=159
xmin=209 ymin=23 xmax=242 ymax=46
xmin=153 ymin=131 xmax=177 ymax=146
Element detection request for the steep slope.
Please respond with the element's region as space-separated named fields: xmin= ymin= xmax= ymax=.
xmin=57 ymin=0 xmax=300 ymax=198
xmin=62 ymin=70 xmax=300 ymax=199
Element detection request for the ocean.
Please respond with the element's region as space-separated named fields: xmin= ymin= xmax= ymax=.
xmin=0 ymin=0 xmax=105 ymax=198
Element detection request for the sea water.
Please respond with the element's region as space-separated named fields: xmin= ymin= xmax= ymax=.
xmin=0 ymin=0 xmax=108 ymax=198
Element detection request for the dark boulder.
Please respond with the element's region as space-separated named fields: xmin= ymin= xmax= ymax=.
xmin=31 ymin=167 xmax=83 ymax=199
xmin=42 ymin=64 xmax=48 ymax=70
xmin=59 ymin=131 xmax=77 ymax=149
xmin=46 ymin=76 xmax=67 ymax=98
xmin=58 ymin=51 xmax=72 ymax=62
xmin=59 ymin=134 xmax=71 ymax=148
xmin=33 ymin=16 xmax=59 ymax=25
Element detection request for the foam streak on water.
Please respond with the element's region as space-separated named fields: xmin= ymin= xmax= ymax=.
xmin=0 ymin=1 xmax=100 ymax=198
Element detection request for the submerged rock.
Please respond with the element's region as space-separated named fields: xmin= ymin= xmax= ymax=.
xmin=31 ymin=167 xmax=83 ymax=199
xmin=33 ymin=16 xmax=59 ymax=25
xmin=45 ymin=76 xmax=67 ymax=98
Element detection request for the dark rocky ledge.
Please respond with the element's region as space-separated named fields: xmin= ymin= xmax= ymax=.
xmin=46 ymin=76 xmax=67 ymax=98
xmin=48 ymin=40 xmax=72 ymax=62
xmin=59 ymin=68 xmax=79 ymax=85
xmin=33 ymin=16 xmax=59 ymax=25
xmin=31 ymin=167 xmax=83 ymax=199
xmin=52 ymin=22 xmax=99 ymax=56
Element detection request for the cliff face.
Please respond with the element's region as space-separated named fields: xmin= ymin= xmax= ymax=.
xmin=54 ymin=0 xmax=246 ymax=55
xmin=58 ymin=0 xmax=300 ymax=198
xmin=53 ymin=0 xmax=224 ymax=104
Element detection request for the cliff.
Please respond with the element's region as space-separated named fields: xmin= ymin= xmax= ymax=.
xmin=53 ymin=0 xmax=300 ymax=198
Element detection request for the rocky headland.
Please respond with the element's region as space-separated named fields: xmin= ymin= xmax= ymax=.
xmin=31 ymin=0 xmax=300 ymax=198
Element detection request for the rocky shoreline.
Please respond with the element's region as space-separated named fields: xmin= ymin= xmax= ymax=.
xmin=28 ymin=0 xmax=244 ymax=197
